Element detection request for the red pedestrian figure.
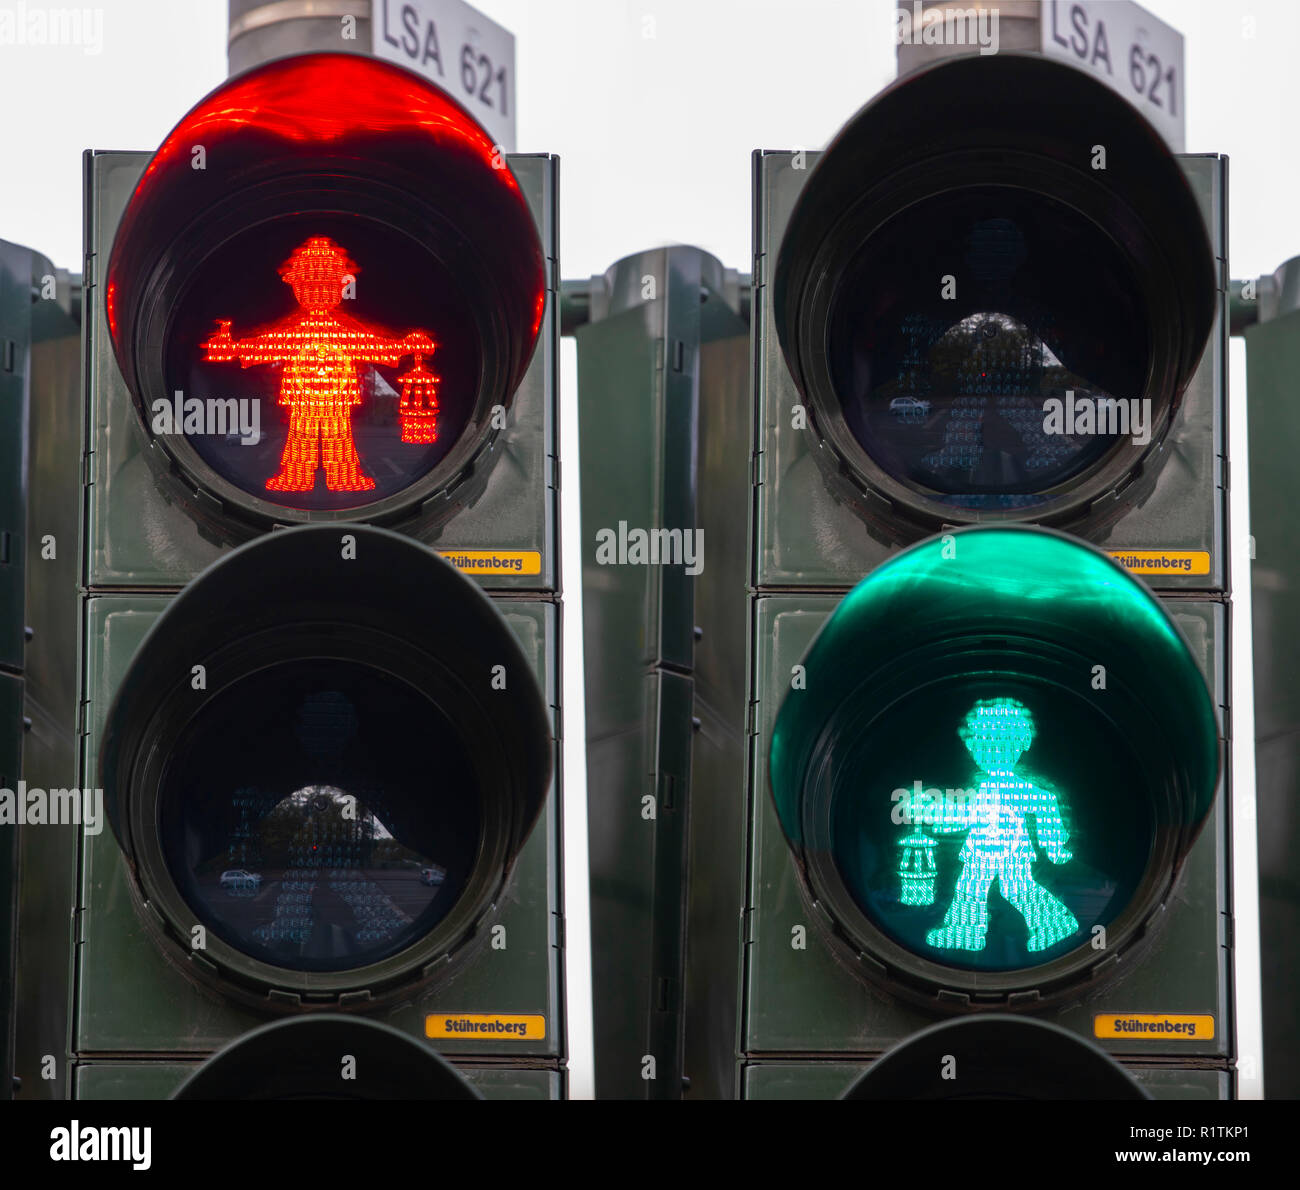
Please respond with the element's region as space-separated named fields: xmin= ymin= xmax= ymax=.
xmin=202 ymin=236 xmax=434 ymax=492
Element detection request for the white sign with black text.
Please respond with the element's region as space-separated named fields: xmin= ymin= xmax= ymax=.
xmin=1040 ymin=0 xmax=1185 ymax=151
xmin=372 ymin=0 xmax=516 ymax=152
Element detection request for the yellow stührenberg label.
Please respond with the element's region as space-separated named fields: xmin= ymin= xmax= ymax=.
xmin=425 ymin=1013 xmax=546 ymax=1041
xmin=1107 ymin=550 xmax=1211 ymax=577
xmin=437 ymin=550 xmax=542 ymax=576
xmin=1094 ymin=1013 xmax=1214 ymax=1040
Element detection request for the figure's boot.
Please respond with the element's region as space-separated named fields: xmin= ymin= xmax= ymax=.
xmin=322 ymin=427 xmax=375 ymax=491
xmin=1025 ymin=898 xmax=1079 ymax=951
xmin=266 ymin=469 xmax=315 ymax=491
xmin=1013 ymin=880 xmax=1080 ymax=952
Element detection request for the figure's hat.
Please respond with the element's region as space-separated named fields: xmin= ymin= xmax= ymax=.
xmin=278 ymin=236 xmax=359 ymax=286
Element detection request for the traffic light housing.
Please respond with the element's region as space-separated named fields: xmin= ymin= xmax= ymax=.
xmin=13 ymin=51 xmax=568 ymax=1101
xmin=102 ymin=52 xmax=545 ymax=543
xmin=98 ymin=525 xmax=551 ymax=1010
xmin=754 ymin=53 xmax=1224 ymax=587
xmin=1 ymin=239 xmax=81 ymax=1103
xmin=576 ymin=248 xmax=749 ymax=1097
xmin=769 ymin=526 xmax=1219 ymax=1007
xmin=87 ymin=52 xmax=557 ymax=587
xmin=774 ymin=55 xmax=1213 ymax=541
xmin=672 ymin=52 xmax=1238 ymax=1100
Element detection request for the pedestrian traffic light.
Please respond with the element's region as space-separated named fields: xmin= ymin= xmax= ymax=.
xmin=755 ymin=52 xmax=1222 ymax=584
xmin=775 ymin=53 xmax=1213 ymax=534
xmin=101 ymin=50 xmax=548 ymax=548
xmin=12 ymin=51 xmax=569 ymax=1101
xmin=768 ymin=526 xmax=1219 ymax=1006
xmin=665 ymin=51 xmax=1242 ymax=1100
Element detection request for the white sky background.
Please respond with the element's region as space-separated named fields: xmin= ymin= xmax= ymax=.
xmin=1 ymin=0 xmax=1298 ymax=280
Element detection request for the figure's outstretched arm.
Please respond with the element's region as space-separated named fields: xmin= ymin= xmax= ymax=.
xmin=347 ymin=328 xmax=435 ymax=367
xmin=201 ymin=320 xmax=294 ymax=367
xmin=200 ymin=321 xmax=238 ymax=361
xmin=1027 ymin=783 xmax=1073 ymax=863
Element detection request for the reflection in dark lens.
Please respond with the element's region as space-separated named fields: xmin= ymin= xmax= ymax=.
xmin=827 ymin=188 xmax=1151 ymax=510
xmin=159 ymin=661 xmax=481 ymax=972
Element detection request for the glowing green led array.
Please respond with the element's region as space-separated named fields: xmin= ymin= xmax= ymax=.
xmin=769 ymin=525 xmax=1221 ymax=975
xmin=897 ymin=698 xmax=1079 ymax=954
xmin=898 ymin=830 xmax=938 ymax=906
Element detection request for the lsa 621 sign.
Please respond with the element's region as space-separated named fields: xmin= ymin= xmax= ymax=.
xmin=1041 ymin=0 xmax=1185 ymax=151
xmin=372 ymin=0 xmax=516 ymax=152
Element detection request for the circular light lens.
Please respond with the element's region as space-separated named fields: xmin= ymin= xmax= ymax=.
xmin=826 ymin=187 xmax=1151 ymax=512
xmin=162 ymin=217 xmax=482 ymax=512
xmin=769 ymin=526 xmax=1221 ymax=1000
xmin=158 ymin=659 xmax=481 ymax=972
xmin=829 ymin=679 xmax=1153 ymax=972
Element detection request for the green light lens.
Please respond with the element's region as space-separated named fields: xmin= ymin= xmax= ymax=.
xmin=832 ymin=684 xmax=1150 ymax=970
xmin=771 ymin=525 xmax=1219 ymax=976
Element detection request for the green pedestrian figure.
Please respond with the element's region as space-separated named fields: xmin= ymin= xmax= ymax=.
xmin=902 ymin=697 xmax=1079 ymax=954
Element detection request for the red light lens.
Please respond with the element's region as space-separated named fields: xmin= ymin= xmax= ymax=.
xmin=199 ymin=235 xmax=439 ymax=495
xmin=165 ymin=216 xmax=480 ymax=511
xmin=142 ymin=53 xmax=508 ymax=185
xmin=106 ymin=52 xmax=545 ymax=523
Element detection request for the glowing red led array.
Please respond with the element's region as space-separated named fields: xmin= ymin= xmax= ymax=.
xmin=398 ymin=353 xmax=441 ymax=444
xmin=201 ymin=236 xmax=435 ymax=493
xmin=143 ymin=55 xmax=508 ymax=189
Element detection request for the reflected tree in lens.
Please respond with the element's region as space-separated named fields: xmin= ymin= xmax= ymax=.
xmin=162 ymin=663 xmax=482 ymax=972
xmin=828 ymin=193 xmax=1150 ymax=511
